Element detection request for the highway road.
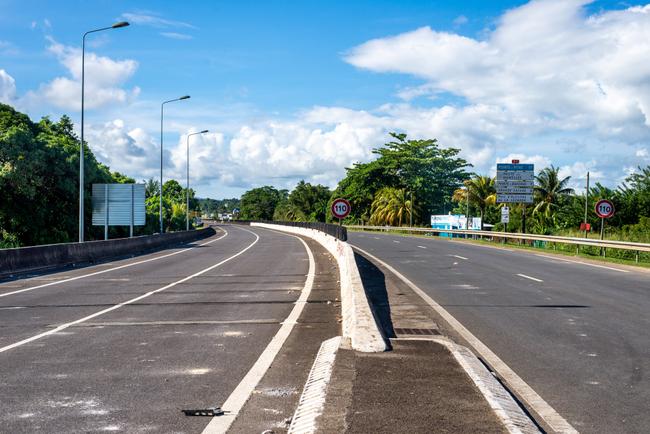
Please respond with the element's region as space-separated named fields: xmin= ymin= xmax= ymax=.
xmin=0 ymin=225 xmax=339 ymax=433
xmin=349 ymin=231 xmax=650 ymax=434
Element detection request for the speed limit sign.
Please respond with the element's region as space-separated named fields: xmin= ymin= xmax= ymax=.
xmin=331 ymin=198 xmax=351 ymax=220
xmin=595 ymin=199 xmax=615 ymax=219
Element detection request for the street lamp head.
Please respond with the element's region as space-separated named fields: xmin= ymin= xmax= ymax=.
xmin=112 ymin=21 xmax=130 ymax=29
xmin=200 ymin=129 xmax=209 ymax=134
xmin=180 ymin=95 xmax=191 ymax=100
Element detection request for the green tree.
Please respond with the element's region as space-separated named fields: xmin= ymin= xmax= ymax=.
xmin=240 ymin=186 xmax=285 ymax=220
xmin=283 ymin=180 xmax=331 ymax=222
xmin=335 ymin=133 xmax=470 ymax=225
xmin=452 ymin=175 xmax=496 ymax=230
xmin=533 ymin=166 xmax=574 ymax=219
xmin=369 ymin=187 xmax=416 ymax=226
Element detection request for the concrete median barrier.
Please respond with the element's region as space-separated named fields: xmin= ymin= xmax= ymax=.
xmin=0 ymin=227 xmax=216 ymax=279
xmin=251 ymin=222 xmax=387 ymax=352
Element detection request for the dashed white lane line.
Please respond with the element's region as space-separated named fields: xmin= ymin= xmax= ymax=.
xmin=533 ymin=253 xmax=630 ymax=273
xmin=202 ymin=228 xmax=316 ymax=434
xmin=393 ymin=240 xmax=400 ymax=243
xmin=0 ymin=228 xmax=253 ymax=354
xmin=451 ymin=254 xmax=469 ymax=260
xmin=0 ymin=229 xmax=228 ymax=299
xmin=351 ymin=245 xmax=577 ymax=434
xmin=517 ymin=273 xmax=544 ymax=283
xmin=417 ymin=245 xmax=427 ymax=249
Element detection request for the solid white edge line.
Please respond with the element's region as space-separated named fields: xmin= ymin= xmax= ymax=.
xmin=533 ymin=253 xmax=630 ymax=273
xmin=394 ymin=337 xmax=540 ymax=434
xmin=0 ymin=227 xmax=253 ymax=354
xmin=201 ymin=228 xmax=316 ymax=434
xmin=516 ymin=273 xmax=544 ymax=283
xmin=0 ymin=228 xmax=228 ymax=298
xmin=351 ymin=244 xmax=578 ymax=434
xmin=287 ymin=336 xmax=342 ymax=434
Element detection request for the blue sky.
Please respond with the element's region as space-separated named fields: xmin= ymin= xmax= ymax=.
xmin=1 ymin=0 xmax=649 ymax=198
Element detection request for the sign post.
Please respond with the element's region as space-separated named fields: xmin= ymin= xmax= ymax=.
xmin=501 ymin=206 xmax=510 ymax=232
xmin=496 ymin=162 xmax=534 ymax=233
xmin=594 ymin=199 xmax=615 ymax=241
xmin=331 ymin=198 xmax=351 ymax=226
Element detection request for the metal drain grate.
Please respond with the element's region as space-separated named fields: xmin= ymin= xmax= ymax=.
xmin=394 ymin=327 xmax=440 ymax=336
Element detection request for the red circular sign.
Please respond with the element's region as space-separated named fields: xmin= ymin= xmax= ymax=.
xmin=594 ymin=199 xmax=615 ymax=219
xmin=331 ymin=198 xmax=351 ymax=219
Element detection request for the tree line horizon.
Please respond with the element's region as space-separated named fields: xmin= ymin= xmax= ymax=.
xmin=1 ymin=103 xmax=649 ymax=248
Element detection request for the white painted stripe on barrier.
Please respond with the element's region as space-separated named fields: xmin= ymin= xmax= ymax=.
xmin=201 ymin=227 xmax=316 ymax=434
xmin=288 ymin=336 xmax=342 ymax=434
xmin=252 ymin=223 xmax=387 ymax=353
xmin=0 ymin=229 xmax=228 ymax=298
xmin=353 ymin=245 xmax=578 ymax=434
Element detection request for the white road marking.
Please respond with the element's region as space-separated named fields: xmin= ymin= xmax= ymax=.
xmin=202 ymin=228 xmax=316 ymax=434
xmin=533 ymin=253 xmax=630 ymax=273
xmin=352 ymin=245 xmax=577 ymax=434
xmin=451 ymin=254 xmax=469 ymax=260
xmin=393 ymin=240 xmax=400 ymax=243
xmin=373 ymin=237 xmax=380 ymax=240
xmin=0 ymin=228 xmax=253 ymax=354
xmin=288 ymin=336 xmax=342 ymax=434
xmin=417 ymin=245 xmax=427 ymax=249
xmin=517 ymin=273 xmax=544 ymax=283
xmin=0 ymin=229 xmax=228 ymax=299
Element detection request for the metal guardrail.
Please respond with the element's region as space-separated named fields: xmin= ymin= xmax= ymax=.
xmin=346 ymin=225 xmax=650 ymax=255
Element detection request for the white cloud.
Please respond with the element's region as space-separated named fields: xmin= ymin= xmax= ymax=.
xmin=160 ymin=32 xmax=193 ymax=40
xmin=453 ymin=15 xmax=468 ymax=26
xmin=24 ymin=38 xmax=139 ymax=111
xmin=0 ymin=40 xmax=18 ymax=55
xmin=120 ymin=12 xmax=195 ymax=29
xmin=0 ymin=69 xmax=16 ymax=103
xmin=86 ymin=119 xmax=161 ymax=180
xmin=345 ymin=1 xmax=650 ymax=138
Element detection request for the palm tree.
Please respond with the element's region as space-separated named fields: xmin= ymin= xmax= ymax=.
xmin=370 ymin=187 xmax=415 ymax=226
xmin=533 ymin=166 xmax=574 ymax=219
xmin=453 ymin=175 xmax=496 ymax=230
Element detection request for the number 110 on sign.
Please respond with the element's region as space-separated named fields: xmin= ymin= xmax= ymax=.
xmin=331 ymin=198 xmax=351 ymax=220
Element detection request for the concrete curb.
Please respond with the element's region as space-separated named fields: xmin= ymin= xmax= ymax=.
xmin=251 ymin=223 xmax=387 ymax=352
xmin=0 ymin=227 xmax=216 ymax=279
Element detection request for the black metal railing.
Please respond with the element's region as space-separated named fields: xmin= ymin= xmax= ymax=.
xmin=233 ymin=220 xmax=346 ymax=241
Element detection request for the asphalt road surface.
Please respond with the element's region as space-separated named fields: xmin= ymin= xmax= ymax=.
xmin=0 ymin=225 xmax=317 ymax=433
xmin=349 ymin=231 xmax=649 ymax=434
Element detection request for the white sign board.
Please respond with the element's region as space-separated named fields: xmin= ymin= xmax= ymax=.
xmin=92 ymin=183 xmax=146 ymax=226
xmin=497 ymin=194 xmax=534 ymax=203
xmin=501 ymin=206 xmax=510 ymax=223
xmin=496 ymin=163 xmax=534 ymax=203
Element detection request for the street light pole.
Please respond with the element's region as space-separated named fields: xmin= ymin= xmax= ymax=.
xmin=79 ymin=21 xmax=129 ymax=243
xmin=186 ymin=130 xmax=208 ymax=231
xmin=159 ymin=95 xmax=190 ymax=233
